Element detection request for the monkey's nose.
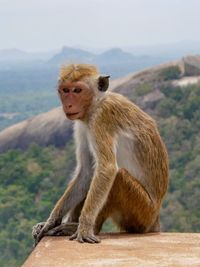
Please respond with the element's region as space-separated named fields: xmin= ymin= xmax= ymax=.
xmin=68 ymin=104 xmax=72 ymax=108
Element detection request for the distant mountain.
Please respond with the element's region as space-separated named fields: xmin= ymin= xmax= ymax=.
xmin=1 ymin=41 xmax=200 ymax=65
xmin=94 ymin=48 xmax=135 ymax=64
xmin=48 ymin=47 xmax=137 ymax=65
xmin=48 ymin=46 xmax=94 ymax=65
xmin=1 ymin=47 xmax=162 ymax=78
xmin=47 ymin=46 xmax=165 ymax=78
xmin=0 ymin=46 xmax=181 ymax=78
xmin=48 ymin=47 xmax=150 ymax=65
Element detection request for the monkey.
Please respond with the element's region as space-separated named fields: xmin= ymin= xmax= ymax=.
xmin=33 ymin=63 xmax=168 ymax=245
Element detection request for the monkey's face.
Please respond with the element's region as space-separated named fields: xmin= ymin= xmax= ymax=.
xmin=58 ymin=80 xmax=94 ymax=120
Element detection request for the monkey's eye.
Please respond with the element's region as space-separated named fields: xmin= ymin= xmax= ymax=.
xmin=62 ymin=88 xmax=70 ymax=93
xmin=73 ymin=88 xmax=82 ymax=94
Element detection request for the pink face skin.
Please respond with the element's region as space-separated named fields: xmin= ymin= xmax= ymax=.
xmin=58 ymin=80 xmax=94 ymax=120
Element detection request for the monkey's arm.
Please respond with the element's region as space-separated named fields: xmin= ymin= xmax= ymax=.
xmin=34 ymin=170 xmax=91 ymax=245
xmin=70 ymin=129 xmax=118 ymax=243
xmin=35 ymin=124 xmax=94 ymax=244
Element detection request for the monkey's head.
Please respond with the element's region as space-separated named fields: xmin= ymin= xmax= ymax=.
xmin=58 ymin=64 xmax=110 ymax=121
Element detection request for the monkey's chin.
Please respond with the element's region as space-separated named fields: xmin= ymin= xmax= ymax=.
xmin=66 ymin=112 xmax=81 ymax=120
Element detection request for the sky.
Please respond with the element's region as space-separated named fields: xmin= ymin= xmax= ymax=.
xmin=0 ymin=0 xmax=200 ymax=52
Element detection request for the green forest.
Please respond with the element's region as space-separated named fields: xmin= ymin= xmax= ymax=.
xmin=0 ymin=81 xmax=200 ymax=266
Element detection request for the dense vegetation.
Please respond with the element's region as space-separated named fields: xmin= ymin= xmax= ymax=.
xmin=0 ymin=79 xmax=200 ymax=266
xmin=158 ymin=83 xmax=200 ymax=231
xmin=0 ymin=144 xmax=75 ymax=267
xmin=159 ymin=66 xmax=182 ymax=81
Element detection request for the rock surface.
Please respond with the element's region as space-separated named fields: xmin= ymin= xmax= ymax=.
xmin=0 ymin=107 xmax=73 ymax=152
xmin=22 ymin=233 xmax=200 ymax=267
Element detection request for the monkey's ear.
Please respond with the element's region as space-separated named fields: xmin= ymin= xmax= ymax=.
xmin=98 ymin=76 xmax=110 ymax=92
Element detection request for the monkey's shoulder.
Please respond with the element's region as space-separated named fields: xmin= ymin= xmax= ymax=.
xmin=104 ymin=92 xmax=133 ymax=105
xmin=91 ymin=92 xmax=156 ymax=132
xmin=101 ymin=92 xmax=153 ymax=120
xmin=98 ymin=92 xmax=137 ymax=114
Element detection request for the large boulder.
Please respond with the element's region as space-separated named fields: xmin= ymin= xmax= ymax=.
xmin=0 ymin=107 xmax=72 ymax=152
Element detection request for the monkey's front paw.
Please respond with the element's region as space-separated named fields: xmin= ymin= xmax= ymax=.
xmin=32 ymin=222 xmax=45 ymax=239
xmin=35 ymin=217 xmax=62 ymax=246
xmin=69 ymin=229 xmax=101 ymax=244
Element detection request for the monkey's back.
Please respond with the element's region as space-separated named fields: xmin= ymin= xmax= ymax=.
xmin=92 ymin=92 xmax=169 ymax=201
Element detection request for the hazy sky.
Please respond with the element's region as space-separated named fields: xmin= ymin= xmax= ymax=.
xmin=0 ymin=0 xmax=200 ymax=52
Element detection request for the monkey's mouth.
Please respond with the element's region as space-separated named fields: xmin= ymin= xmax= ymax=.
xmin=66 ymin=112 xmax=80 ymax=118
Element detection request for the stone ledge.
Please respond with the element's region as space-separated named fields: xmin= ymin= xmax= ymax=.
xmin=22 ymin=233 xmax=200 ymax=267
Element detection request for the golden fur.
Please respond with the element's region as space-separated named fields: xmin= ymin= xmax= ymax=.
xmin=60 ymin=63 xmax=99 ymax=82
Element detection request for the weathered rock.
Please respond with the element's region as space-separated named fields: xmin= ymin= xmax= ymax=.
xmin=0 ymin=107 xmax=73 ymax=152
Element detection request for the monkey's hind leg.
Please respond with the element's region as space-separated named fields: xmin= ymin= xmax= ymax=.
xmin=113 ymin=168 xmax=159 ymax=233
xmin=94 ymin=168 xmax=159 ymax=235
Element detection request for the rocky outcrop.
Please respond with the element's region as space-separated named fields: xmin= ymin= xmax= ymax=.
xmin=0 ymin=107 xmax=72 ymax=152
